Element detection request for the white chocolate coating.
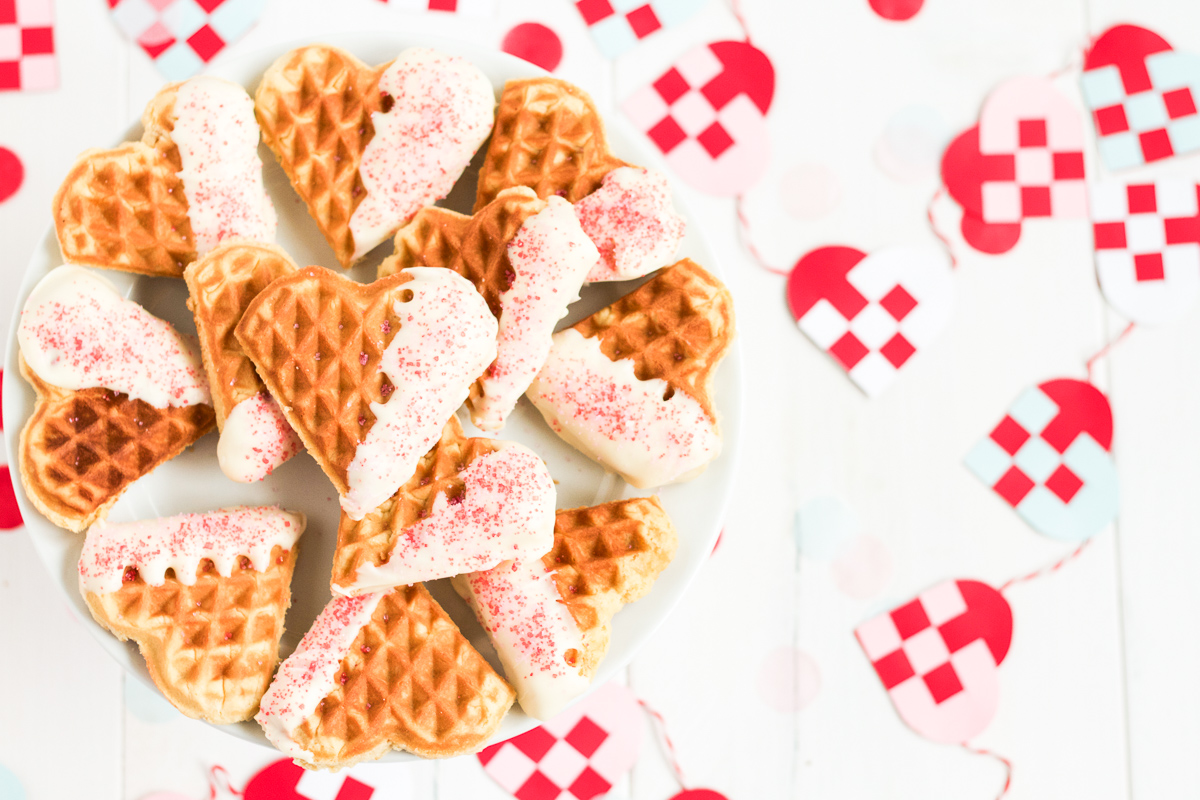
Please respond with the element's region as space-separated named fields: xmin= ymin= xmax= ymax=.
xmin=575 ymin=168 xmax=685 ymax=283
xmin=217 ymin=392 xmax=304 ymax=483
xmin=18 ymin=265 xmax=211 ymax=408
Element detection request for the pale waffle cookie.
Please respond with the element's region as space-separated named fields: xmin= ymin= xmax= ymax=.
xmin=474 ymin=77 xmax=630 ymax=212
xmin=452 ymin=496 xmax=676 ymax=719
xmin=256 ymin=585 xmax=515 ymax=768
xmin=331 ymin=416 xmax=501 ymax=594
xmin=54 ymin=78 xmax=274 ymax=278
xmin=525 ymin=258 xmax=734 ymax=488
xmin=185 ymin=241 xmax=303 ymax=483
xmin=78 ymin=507 xmax=304 ymax=723
xmin=18 ymin=355 xmax=215 ymax=533
xmin=255 ymin=45 xmax=494 ymax=268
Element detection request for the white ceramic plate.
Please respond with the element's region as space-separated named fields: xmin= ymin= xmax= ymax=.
xmin=2 ymin=33 xmax=742 ymax=760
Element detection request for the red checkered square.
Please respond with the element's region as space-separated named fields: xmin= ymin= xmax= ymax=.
xmin=994 ymin=466 xmax=1035 ymax=506
xmin=1053 ymin=151 xmax=1085 ymax=180
xmin=1140 ymin=128 xmax=1175 ymax=162
xmin=512 ymin=725 xmax=557 ymax=761
xmin=653 ymin=67 xmax=689 ymax=104
xmin=891 ymin=599 xmax=932 ymax=639
xmin=873 ymin=648 xmax=916 ymax=689
xmin=568 ymin=766 xmax=613 ymax=800
xmin=647 ymin=116 xmax=687 ymax=153
xmin=1093 ymin=221 xmax=1128 ymax=249
xmin=990 ymin=415 xmax=1030 ymax=455
xmin=828 ymin=332 xmax=869 ymax=370
xmin=1127 ymin=184 xmax=1157 ymax=214
xmin=576 ymin=0 xmax=614 ymax=24
xmin=880 ymin=333 xmax=916 ymax=368
xmin=195 ymin=0 xmax=225 ymax=12
xmin=0 ymin=0 xmax=14 ymax=24
xmin=1134 ymin=252 xmax=1165 ymax=282
xmin=0 ymin=62 xmax=17 ymax=89
xmin=1163 ymin=87 xmax=1197 ymax=120
xmin=696 ymin=121 xmax=734 ymax=158
xmin=922 ymin=662 xmax=965 ymax=704
xmin=186 ymin=24 xmax=224 ymax=62
xmin=428 ymin=0 xmax=458 ymax=8
xmin=565 ymin=716 xmax=607 ymax=758
xmin=515 ymin=770 xmax=560 ymax=800
xmin=1018 ymin=119 xmax=1047 ymax=147
xmin=1095 ymin=104 xmax=1130 ymax=135
xmin=1044 ymin=464 xmax=1084 ymax=503
xmin=20 ymin=27 xmax=52 ymax=55
xmin=1021 ymin=186 xmax=1052 ymax=217
xmin=625 ymin=4 xmax=661 ymax=38
xmin=879 ymin=285 xmax=917 ymax=321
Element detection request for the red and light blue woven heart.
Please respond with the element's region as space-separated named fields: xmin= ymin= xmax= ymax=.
xmin=787 ymin=245 xmax=953 ymax=397
xmin=1091 ymin=179 xmax=1200 ymax=325
xmin=574 ymin=0 xmax=706 ymax=58
xmin=1081 ymin=24 xmax=1200 ymax=171
xmin=107 ymin=0 xmax=265 ymax=80
xmin=856 ymin=579 xmax=1012 ymax=744
xmin=0 ymin=0 xmax=56 ymax=91
xmin=966 ymin=379 xmax=1118 ymax=542
xmin=941 ymin=76 xmax=1087 ymax=255
xmin=623 ymin=40 xmax=774 ymax=195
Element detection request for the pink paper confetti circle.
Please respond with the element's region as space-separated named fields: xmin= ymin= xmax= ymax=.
xmin=757 ymin=646 xmax=821 ymax=712
xmin=831 ymin=535 xmax=892 ymax=598
xmin=502 ymin=22 xmax=563 ymax=72
xmin=779 ymin=163 xmax=841 ymax=220
xmin=0 ymin=147 xmax=24 ymax=204
xmin=869 ymin=0 xmax=924 ymax=21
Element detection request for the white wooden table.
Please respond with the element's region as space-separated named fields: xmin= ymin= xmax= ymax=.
xmin=2 ymin=0 xmax=1199 ymax=798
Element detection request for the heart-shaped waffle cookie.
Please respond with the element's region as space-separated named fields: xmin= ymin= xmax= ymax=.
xmin=381 ymin=186 xmax=598 ymax=431
xmin=257 ymin=585 xmax=515 ymax=767
xmin=79 ymin=507 xmax=304 ymax=723
xmin=526 ymin=258 xmax=734 ymax=488
xmin=255 ymin=45 xmax=495 ymax=268
xmin=235 ymin=265 xmax=497 ymax=519
xmin=454 ymin=496 xmax=677 ymax=719
xmin=474 ymin=77 xmax=630 ymax=212
xmin=53 ymin=77 xmax=275 ymax=278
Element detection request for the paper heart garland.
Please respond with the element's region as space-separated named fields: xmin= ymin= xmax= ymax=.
xmin=0 ymin=0 xmax=56 ymax=92
xmin=1091 ymin=179 xmax=1200 ymax=325
xmin=623 ymin=40 xmax=775 ymax=196
xmin=478 ymin=682 xmax=643 ymax=800
xmin=941 ymin=76 xmax=1087 ymax=255
xmin=1081 ymin=24 xmax=1200 ymax=170
xmin=787 ymin=245 xmax=953 ymax=396
xmin=856 ymin=579 xmax=1013 ymax=744
xmin=575 ymin=0 xmax=707 ymax=58
xmin=966 ymin=378 xmax=1119 ymax=542
xmin=108 ymin=0 xmax=265 ymax=81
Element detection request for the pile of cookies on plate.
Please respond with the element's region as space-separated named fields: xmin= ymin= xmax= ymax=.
xmin=16 ymin=44 xmax=734 ymax=770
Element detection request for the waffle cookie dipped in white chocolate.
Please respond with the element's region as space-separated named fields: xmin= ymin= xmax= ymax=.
xmin=79 ymin=506 xmax=304 ymax=723
xmin=525 ymin=259 xmax=734 ymax=488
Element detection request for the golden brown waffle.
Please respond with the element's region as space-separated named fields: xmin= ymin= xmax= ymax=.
xmin=474 ymin=77 xmax=630 ymax=212
xmin=545 ymin=497 xmax=677 ymax=678
xmin=282 ymin=584 xmax=515 ymax=767
xmin=53 ymin=83 xmax=196 ymax=278
xmin=570 ymin=258 xmax=734 ymax=421
xmin=332 ymin=416 xmax=500 ymax=594
xmin=254 ymin=45 xmax=383 ymax=269
xmin=184 ymin=240 xmax=299 ymax=427
xmin=234 ymin=266 xmax=413 ymax=493
xmin=83 ymin=543 xmax=297 ymax=724
xmin=17 ymin=355 xmax=215 ymax=533
xmin=378 ymin=186 xmax=547 ymax=424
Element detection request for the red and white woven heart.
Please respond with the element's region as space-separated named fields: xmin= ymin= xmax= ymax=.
xmin=0 ymin=0 xmax=56 ymax=91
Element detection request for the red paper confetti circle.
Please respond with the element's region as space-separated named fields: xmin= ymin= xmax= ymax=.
xmin=502 ymin=22 xmax=563 ymax=72
xmin=0 ymin=147 xmax=24 ymax=204
xmin=670 ymin=791 xmax=731 ymax=800
xmin=868 ymin=0 xmax=924 ymax=21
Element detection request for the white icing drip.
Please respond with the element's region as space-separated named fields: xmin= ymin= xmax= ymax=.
xmin=453 ymin=559 xmax=590 ymax=720
xmin=472 ymin=196 xmax=598 ymax=432
xmin=171 ymin=77 xmax=276 ymax=254
xmin=257 ymin=592 xmax=384 ymax=761
xmin=342 ymin=268 xmax=497 ymax=520
xmin=77 ymin=506 xmax=304 ymax=595
xmin=525 ymin=328 xmax=720 ymax=488
xmin=18 ymin=265 xmax=212 ymax=407
xmin=217 ymin=392 xmax=304 ymax=483
xmin=340 ymin=443 xmax=555 ymax=594
xmin=575 ymin=168 xmax=685 ymax=283
xmin=349 ymin=49 xmax=495 ymax=260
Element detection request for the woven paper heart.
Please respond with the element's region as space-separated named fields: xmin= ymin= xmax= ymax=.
xmin=0 ymin=0 xmax=56 ymax=91
xmin=787 ymin=245 xmax=953 ymax=397
xmin=966 ymin=378 xmax=1119 ymax=542
xmin=478 ymin=682 xmax=642 ymax=800
xmin=1091 ymin=179 xmax=1200 ymax=325
xmin=942 ymin=76 xmax=1087 ymax=254
xmin=575 ymin=0 xmax=707 ymax=58
xmin=623 ymin=40 xmax=775 ymax=195
xmin=379 ymin=0 xmax=495 ymax=14
xmin=856 ymin=579 xmax=1012 ymax=744
xmin=1082 ymin=24 xmax=1200 ymax=170
xmin=255 ymin=45 xmax=494 ymax=268
xmin=244 ymin=757 xmax=415 ymax=800
xmin=108 ymin=0 xmax=264 ymax=80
